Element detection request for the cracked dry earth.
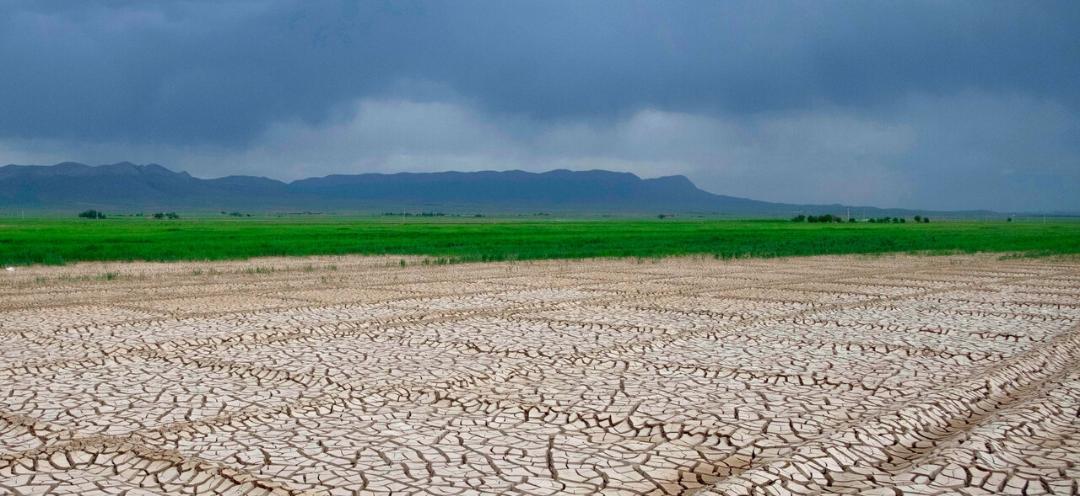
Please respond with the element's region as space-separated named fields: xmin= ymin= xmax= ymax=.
xmin=1 ymin=255 xmax=1078 ymax=496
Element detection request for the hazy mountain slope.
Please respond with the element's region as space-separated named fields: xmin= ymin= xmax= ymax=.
xmin=0 ymin=162 xmax=994 ymax=216
xmin=0 ymin=162 xmax=292 ymax=209
xmin=288 ymin=169 xmax=778 ymax=211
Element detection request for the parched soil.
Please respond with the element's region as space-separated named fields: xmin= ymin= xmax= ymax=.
xmin=0 ymin=254 xmax=1077 ymax=495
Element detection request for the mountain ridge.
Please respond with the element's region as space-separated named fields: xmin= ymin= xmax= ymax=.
xmin=0 ymin=162 xmax=1001 ymax=216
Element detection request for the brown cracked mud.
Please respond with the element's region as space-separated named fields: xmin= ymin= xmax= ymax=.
xmin=1 ymin=254 xmax=1077 ymax=495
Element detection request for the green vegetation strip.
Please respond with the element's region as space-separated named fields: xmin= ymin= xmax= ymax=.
xmin=1 ymin=218 xmax=1078 ymax=266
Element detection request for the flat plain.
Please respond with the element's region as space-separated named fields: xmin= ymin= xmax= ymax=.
xmin=3 ymin=218 xmax=1079 ymax=266
xmin=1 ymin=254 xmax=1078 ymax=495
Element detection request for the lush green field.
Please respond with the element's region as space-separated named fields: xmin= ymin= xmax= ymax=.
xmin=1 ymin=217 xmax=1078 ymax=266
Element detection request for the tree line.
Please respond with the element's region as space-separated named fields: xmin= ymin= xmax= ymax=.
xmin=791 ymin=214 xmax=930 ymax=223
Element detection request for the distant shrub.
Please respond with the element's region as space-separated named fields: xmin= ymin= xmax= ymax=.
xmin=77 ymin=209 xmax=106 ymax=219
xmin=868 ymin=216 xmax=916 ymax=224
xmin=152 ymin=212 xmax=180 ymax=220
xmin=806 ymin=214 xmax=843 ymax=223
xmin=848 ymin=218 xmax=856 ymax=223
xmin=791 ymin=215 xmax=806 ymax=222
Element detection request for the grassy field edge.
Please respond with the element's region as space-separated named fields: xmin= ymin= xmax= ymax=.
xmin=2 ymin=218 xmax=1078 ymax=266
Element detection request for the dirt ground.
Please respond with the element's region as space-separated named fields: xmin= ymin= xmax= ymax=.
xmin=1 ymin=254 xmax=1077 ymax=495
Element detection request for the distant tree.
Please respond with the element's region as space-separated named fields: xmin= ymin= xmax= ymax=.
xmin=848 ymin=218 xmax=856 ymax=223
xmin=900 ymin=218 xmax=906 ymax=223
xmin=805 ymin=214 xmax=844 ymax=223
xmin=77 ymin=209 xmax=106 ymax=219
xmin=913 ymin=215 xmax=922 ymax=222
xmin=165 ymin=212 xmax=180 ymax=219
xmin=152 ymin=212 xmax=164 ymax=219
xmin=923 ymin=217 xmax=930 ymax=223
xmin=1006 ymin=217 xmax=1012 ymax=222
xmin=791 ymin=215 xmax=806 ymax=222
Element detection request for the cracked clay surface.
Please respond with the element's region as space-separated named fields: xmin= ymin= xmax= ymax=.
xmin=1 ymin=254 xmax=1077 ymax=495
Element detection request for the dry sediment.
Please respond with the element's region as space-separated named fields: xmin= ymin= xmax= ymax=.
xmin=0 ymin=254 xmax=1077 ymax=495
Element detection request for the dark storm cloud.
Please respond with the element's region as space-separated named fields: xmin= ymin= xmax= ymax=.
xmin=0 ymin=1 xmax=1078 ymax=211
xmin=3 ymin=0 xmax=1078 ymax=144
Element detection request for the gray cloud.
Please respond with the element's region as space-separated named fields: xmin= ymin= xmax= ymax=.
xmin=1 ymin=1 xmax=1078 ymax=211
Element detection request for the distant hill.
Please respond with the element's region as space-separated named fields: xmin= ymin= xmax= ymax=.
xmin=0 ymin=162 xmax=996 ymax=217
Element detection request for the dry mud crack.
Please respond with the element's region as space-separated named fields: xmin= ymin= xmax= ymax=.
xmin=1 ymin=254 xmax=1077 ymax=495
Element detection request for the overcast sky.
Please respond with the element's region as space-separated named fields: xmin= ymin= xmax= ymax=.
xmin=1 ymin=1 xmax=1078 ymax=211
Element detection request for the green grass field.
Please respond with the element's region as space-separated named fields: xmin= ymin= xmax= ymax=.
xmin=1 ymin=217 xmax=1078 ymax=266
